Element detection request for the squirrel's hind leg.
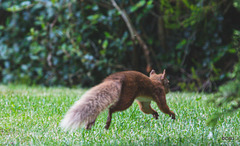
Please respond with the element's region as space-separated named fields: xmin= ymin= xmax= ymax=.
xmin=105 ymin=109 xmax=113 ymax=130
xmin=85 ymin=118 xmax=97 ymax=130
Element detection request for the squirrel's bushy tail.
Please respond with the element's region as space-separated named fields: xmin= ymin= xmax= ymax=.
xmin=60 ymin=80 xmax=122 ymax=130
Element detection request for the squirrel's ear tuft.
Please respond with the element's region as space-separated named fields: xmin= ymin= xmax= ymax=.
xmin=150 ymin=69 xmax=156 ymax=76
xmin=163 ymin=69 xmax=166 ymax=75
xmin=161 ymin=69 xmax=166 ymax=80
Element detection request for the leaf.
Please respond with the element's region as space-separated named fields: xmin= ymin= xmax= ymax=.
xmin=21 ymin=64 xmax=29 ymax=71
xmin=7 ymin=1 xmax=31 ymax=12
xmin=7 ymin=5 xmax=21 ymax=12
xmin=0 ymin=25 xmax=5 ymax=30
xmin=87 ymin=14 xmax=100 ymax=21
xmin=104 ymin=32 xmax=113 ymax=39
xmin=92 ymin=5 xmax=99 ymax=11
xmin=21 ymin=1 xmax=31 ymax=7
xmin=146 ymin=0 xmax=154 ymax=9
xmin=228 ymin=48 xmax=236 ymax=53
xmin=176 ymin=39 xmax=187 ymax=49
xmin=102 ymin=40 xmax=108 ymax=49
xmin=100 ymin=49 xmax=106 ymax=56
xmin=130 ymin=0 xmax=146 ymax=12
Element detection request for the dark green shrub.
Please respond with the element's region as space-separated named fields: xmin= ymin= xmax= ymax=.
xmin=0 ymin=0 xmax=239 ymax=89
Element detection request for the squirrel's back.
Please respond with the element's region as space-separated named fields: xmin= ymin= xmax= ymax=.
xmin=104 ymin=71 xmax=151 ymax=84
xmin=105 ymin=71 xmax=154 ymax=95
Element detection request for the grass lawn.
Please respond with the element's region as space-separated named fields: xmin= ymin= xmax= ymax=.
xmin=0 ymin=84 xmax=239 ymax=145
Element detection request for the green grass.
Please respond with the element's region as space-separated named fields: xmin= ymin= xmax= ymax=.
xmin=0 ymin=84 xmax=239 ymax=145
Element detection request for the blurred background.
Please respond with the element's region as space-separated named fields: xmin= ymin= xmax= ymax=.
xmin=0 ymin=0 xmax=239 ymax=92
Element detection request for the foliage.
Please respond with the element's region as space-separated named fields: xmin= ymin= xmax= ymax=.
xmin=207 ymin=47 xmax=240 ymax=127
xmin=1 ymin=85 xmax=240 ymax=145
xmin=0 ymin=0 xmax=129 ymax=86
xmin=0 ymin=0 xmax=239 ymax=89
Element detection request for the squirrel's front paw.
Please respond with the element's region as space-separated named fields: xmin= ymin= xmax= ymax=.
xmin=152 ymin=112 xmax=159 ymax=119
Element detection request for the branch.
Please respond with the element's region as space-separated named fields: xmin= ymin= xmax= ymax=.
xmin=111 ymin=0 xmax=152 ymax=72
xmin=111 ymin=0 xmax=135 ymax=39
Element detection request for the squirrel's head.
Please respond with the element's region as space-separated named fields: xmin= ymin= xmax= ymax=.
xmin=149 ymin=69 xmax=170 ymax=93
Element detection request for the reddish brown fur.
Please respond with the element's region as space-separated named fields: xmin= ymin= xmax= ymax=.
xmin=104 ymin=70 xmax=175 ymax=129
xmin=61 ymin=70 xmax=175 ymax=130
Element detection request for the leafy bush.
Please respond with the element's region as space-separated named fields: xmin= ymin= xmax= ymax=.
xmin=207 ymin=50 xmax=240 ymax=126
xmin=0 ymin=0 xmax=239 ymax=89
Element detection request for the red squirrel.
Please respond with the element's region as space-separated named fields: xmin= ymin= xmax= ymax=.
xmin=60 ymin=69 xmax=175 ymax=130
